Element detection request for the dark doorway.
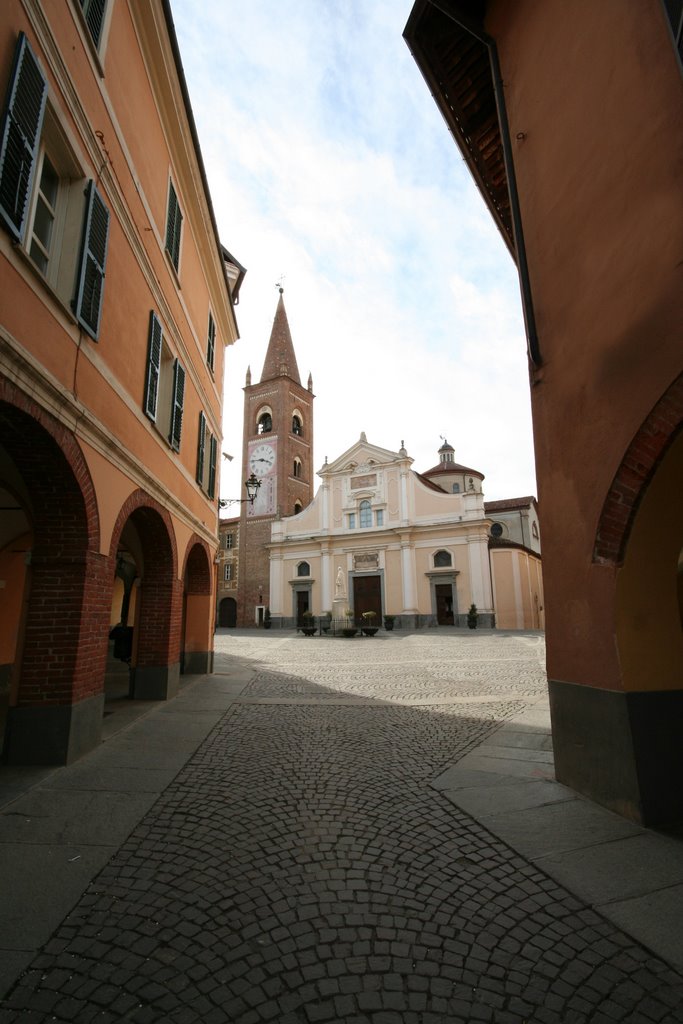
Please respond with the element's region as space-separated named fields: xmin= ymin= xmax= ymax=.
xmin=218 ymin=597 xmax=237 ymax=627
xmin=353 ymin=575 xmax=382 ymax=624
xmin=435 ymin=583 xmax=455 ymax=625
xmin=296 ymin=591 xmax=309 ymax=626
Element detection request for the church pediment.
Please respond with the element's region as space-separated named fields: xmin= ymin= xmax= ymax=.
xmin=322 ymin=435 xmax=411 ymax=476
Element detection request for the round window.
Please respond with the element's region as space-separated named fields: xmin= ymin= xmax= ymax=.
xmin=490 ymin=522 xmax=504 ymax=539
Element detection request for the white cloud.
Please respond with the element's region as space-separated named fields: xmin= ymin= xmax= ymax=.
xmin=171 ymin=0 xmax=537 ymax=506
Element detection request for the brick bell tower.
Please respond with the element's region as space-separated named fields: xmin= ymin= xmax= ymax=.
xmin=237 ymin=287 xmax=314 ymax=626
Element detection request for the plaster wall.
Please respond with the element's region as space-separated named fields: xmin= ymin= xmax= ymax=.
xmin=1 ymin=2 xmax=230 ymax=573
xmin=490 ymin=0 xmax=683 ymax=689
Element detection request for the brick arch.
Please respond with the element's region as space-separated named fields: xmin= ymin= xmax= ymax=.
xmin=109 ymin=490 xmax=181 ymax=671
xmin=594 ymin=373 xmax=683 ymax=565
xmin=0 ymin=386 xmax=109 ymax=762
xmin=0 ymin=381 xmax=100 ymax=551
xmin=182 ymin=535 xmax=213 ymax=595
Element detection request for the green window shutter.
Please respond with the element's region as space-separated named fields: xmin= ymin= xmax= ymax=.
xmin=74 ymin=180 xmax=109 ymax=340
xmin=207 ymin=312 xmax=215 ymax=371
xmin=165 ymin=180 xmax=182 ymax=270
xmin=0 ymin=33 xmax=47 ymax=242
xmin=81 ymin=0 xmax=107 ymax=48
xmin=208 ymin=434 xmax=217 ymax=499
xmin=196 ymin=410 xmax=206 ymax=483
xmin=144 ymin=311 xmax=162 ymax=421
xmin=169 ymin=358 xmax=185 ymax=451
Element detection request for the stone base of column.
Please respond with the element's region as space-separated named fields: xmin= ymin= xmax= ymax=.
xmin=131 ymin=663 xmax=180 ymax=700
xmin=549 ymin=678 xmax=683 ymax=827
xmin=183 ymin=651 xmax=214 ymax=675
xmin=4 ymin=693 xmax=104 ymax=765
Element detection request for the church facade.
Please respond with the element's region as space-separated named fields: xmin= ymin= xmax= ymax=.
xmin=268 ymin=435 xmax=543 ymax=630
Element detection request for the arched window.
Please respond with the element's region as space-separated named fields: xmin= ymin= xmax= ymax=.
xmin=532 ymin=521 xmax=539 ymax=539
xmin=292 ymin=415 xmax=303 ymax=436
xmin=359 ymin=500 xmax=372 ymax=528
xmin=434 ymin=550 xmax=452 ymax=567
xmin=297 ymin=561 xmax=310 ymax=577
xmin=294 ymin=501 xmax=302 ymax=515
xmin=257 ymin=412 xmax=272 ymax=434
xmin=452 ymin=483 xmax=460 ymax=493
xmin=293 ymin=458 xmax=302 ymax=478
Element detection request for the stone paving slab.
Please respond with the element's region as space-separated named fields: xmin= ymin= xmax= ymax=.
xmin=1 ymin=631 xmax=682 ymax=1022
xmin=0 ymin=789 xmax=158 ymax=845
xmin=435 ymin=684 xmax=683 ymax=976
xmin=444 ymin=779 xmax=576 ymax=817
xmin=536 ymin=832 xmax=683 ymax=903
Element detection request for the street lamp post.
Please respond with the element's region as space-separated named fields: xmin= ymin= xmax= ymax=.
xmin=218 ymin=472 xmax=261 ymax=510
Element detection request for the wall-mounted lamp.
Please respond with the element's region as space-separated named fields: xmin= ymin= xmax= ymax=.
xmin=218 ymin=472 xmax=261 ymax=509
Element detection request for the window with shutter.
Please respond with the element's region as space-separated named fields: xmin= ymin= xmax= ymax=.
xmin=196 ymin=411 xmax=218 ymax=497
xmin=165 ymin=179 xmax=182 ymax=272
xmin=80 ymin=0 xmax=107 ymax=49
xmin=196 ymin=411 xmax=206 ymax=483
xmin=208 ymin=434 xmax=217 ymax=499
xmin=0 ymin=33 xmax=48 ymax=241
xmin=143 ymin=312 xmax=188 ymax=452
xmin=169 ymin=359 xmax=185 ymax=451
xmin=74 ymin=180 xmax=109 ymax=340
xmin=144 ymin=311 xmax=162 ymax=421
xmin=207 ymin=312 xmax=216 ymax=372
xmin=1 ymin=34 xmax=110 ymax=334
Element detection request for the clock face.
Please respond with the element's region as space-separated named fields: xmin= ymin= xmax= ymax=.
xmin=249 ymin=443 xmax=276 ymax=477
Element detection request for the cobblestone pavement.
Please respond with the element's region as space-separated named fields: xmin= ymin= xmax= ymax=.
xmin=2 ymin=632 xmax=682 ymax=1022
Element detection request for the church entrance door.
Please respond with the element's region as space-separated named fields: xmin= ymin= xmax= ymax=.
xmin=353 ymin=575 xmax=382 ymax=624
xmin=435 ymin=583 xmax=455 ymax=625
xmin=296 ymin=590 xmax=309 ymax=626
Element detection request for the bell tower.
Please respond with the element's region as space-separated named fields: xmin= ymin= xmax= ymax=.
xmin=237 ymin=288 xmax=315 ymax=626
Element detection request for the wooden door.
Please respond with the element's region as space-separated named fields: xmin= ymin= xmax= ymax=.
xmin=353 ymin=575 xmax=382 ymax=624
xmin=435 ymin=583 xmax=454 ymax=625
xmin=296 ymin=590 xmax=309 ymax=626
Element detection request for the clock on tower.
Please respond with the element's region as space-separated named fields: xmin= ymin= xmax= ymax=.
xmin=247 ymin=438 xmax=277 ymax=517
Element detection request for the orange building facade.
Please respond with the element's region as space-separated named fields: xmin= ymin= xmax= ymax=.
xmin=0 ymin=1 xmax=241 ymax=763
xmin=405 ymin=0 xmax=683 ymax=824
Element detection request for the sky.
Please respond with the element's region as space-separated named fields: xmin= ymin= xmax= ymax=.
xmin=170 ymin=0 xmax=538 ymax=506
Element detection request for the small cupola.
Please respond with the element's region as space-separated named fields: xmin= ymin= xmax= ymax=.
xmin=438 ymin=438 xmax=455 ymax=464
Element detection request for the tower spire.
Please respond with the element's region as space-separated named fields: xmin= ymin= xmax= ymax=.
xmin=260 ymin=286 xmax=301 ymax=384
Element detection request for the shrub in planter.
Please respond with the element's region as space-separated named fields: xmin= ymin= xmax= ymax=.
xmin=342 ymin=610 xmax=357 ymax=637
xmin=301 ymin=610 xmax=316 ymax=636
xmin=467 ymin=603 xmax=478 ymax=629
xmin=384 ymin=615 xmax=395 ymax=631
xmin=263 ymin=607 xmax=272 ymax=629
xmin=361 ymin=610 xmax=379 ymax=636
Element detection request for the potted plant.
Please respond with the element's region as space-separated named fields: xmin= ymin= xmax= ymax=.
xmin=467 ymin=603 xmax=478 ymax=629
xmin=263 ymin=607 xmax=272 ymax=629
xmin=301 ymin=610 xmax=316 ymax=637
xmin=384 ymin=615 xmax=395 ymax=631
xmin=361 ymin=611 xmax=379 ymax=636
xmin=342 ymin=609 xmax=357 ymax=638
xmin=321 ymin=611 xmax=332 ymax=634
